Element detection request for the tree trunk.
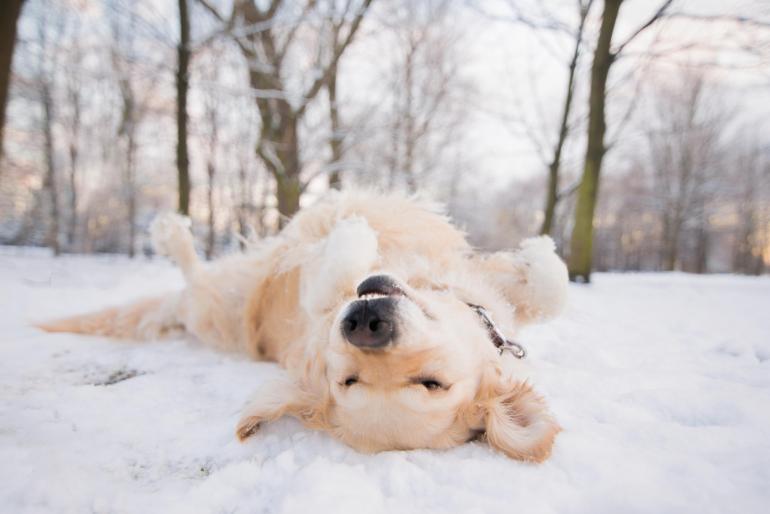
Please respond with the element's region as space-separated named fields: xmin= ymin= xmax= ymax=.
xmin=206 ymin=161 xmax=215 ymax=259
xmin=256 ymin=107 xmax=302 ymax=225
xmin=67 ymin=83 xmax=81 ymax=250
xmin=236 ymin=164 xmax=248 ymax=249
xmin=41 ymin=80 xmax=59 ymax=256
xmin=176 ymin=0 xmax=191 ymax=215
xmin=126 ymin=133 xmax=136 ymax=258
xmin=0 ymin=0 xmax=25 ymax=164
xmin=694 ymin=224 xmax=708 ymax=274
xmin=403 ymin=42 xmax=417 ymax=192
xmin=540 ymin=1 xmax=589 ymax=236
xmin=221 ymin=0 xmax=373 ymax=222
xmin=663 ymin=223 xmax=679 ymax=271
xmin=126 ymin=134 xmax=136 ymax=259
xmin=541 ymin=163 xmax=560 ymax=237
xmin=327 ymin=64 xmax=343 ymax=189
xmin=275 ymin=173 xmax=301 ymax=226
xmin=567 ymin=0 xmax=622 ymax=282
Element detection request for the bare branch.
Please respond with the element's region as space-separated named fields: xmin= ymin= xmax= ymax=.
xmin=556 ymin=180 xmax=581 ymax=200
xmin=612 ymin=0 xmax=674 ymax=57
xmin=295 ymin=0 xmax=375 ymax=117
xmin=473 ymin=1 xmax=572 ymax=34
xmin=664 ymin=13 xmax=770 ymax=29
xmin=196 ymin=0 xmax=226 ymax=22
xmin=276 ymin=0 xmax=317 ymax=62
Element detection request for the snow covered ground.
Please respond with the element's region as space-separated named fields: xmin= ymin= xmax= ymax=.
xmin=1 ymin=246 xmax=769 ymax=514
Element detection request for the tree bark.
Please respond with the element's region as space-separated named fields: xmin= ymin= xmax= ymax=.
xmin=0 ymin=0 xmax=25 ymax=164
xmin=206 ymin=161 xmax=215 ymax=259
xmin=567 ymin=0 xmax=622 ymax=282
xmin=402 ymin=38 xmax=417 ymax=192
xmin=67 ymin=75 xmax=81 ymax=250
xmin=275 ymin=173 xmax=301 ymax=226
xmin=327 ymin=63 xmax=343 ymax=189
xmin=204 ymin=93 xmax=218 ymax=259
xmin=253 ymin=81 xmax=301 ymax=226
xmin=662 ymin=210 xmax=681 ymax=271
xmin=176 ymin=0 xmax=191 ymax=215
xmin=236 ymin=163 xmax=249 ymax=248
xmin=694 ymin=223 xmax=708 ymax=274
xmin=41 ymin=80 xmax=59 ymax=256
xmin=126 ymin=132 xmax=136 ymax=258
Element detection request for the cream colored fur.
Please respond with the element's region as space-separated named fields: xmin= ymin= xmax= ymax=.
xmin=39 ymin=191 xmax=568 ymax=462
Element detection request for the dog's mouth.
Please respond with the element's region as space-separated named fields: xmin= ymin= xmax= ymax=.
xmin=356 ymin=275 xmax=407 ymax=300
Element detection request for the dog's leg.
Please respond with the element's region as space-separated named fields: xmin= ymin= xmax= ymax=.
xmin=300 ymin=216 xmax=379 ymax=315
xmin=150 ymin=212 xmax=200 ymax=280
xmin=474 ymin=236 xmax=569 ymax=325
xmin=37 ymin=293 xmax=184 ymax=340
xmin=37 ymin=213 xmax=201 ymax=340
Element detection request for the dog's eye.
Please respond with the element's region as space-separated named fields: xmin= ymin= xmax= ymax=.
xmin=421 ymin=379 xmax=443 ymax=391
xmin=343 ymin=376 xmax=358 ymax=387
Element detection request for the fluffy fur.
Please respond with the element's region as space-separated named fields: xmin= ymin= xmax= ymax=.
xmin=39 ymin=191 xmax=568 ymax=462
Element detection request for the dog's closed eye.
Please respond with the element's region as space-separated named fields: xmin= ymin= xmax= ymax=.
xmin=411 ymin=377 xmax=446 ymax=391
xmin=421 ymin=379 xmax=443 ymax=390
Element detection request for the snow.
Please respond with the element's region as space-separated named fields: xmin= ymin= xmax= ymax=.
xmin=1 ymin=247 xmax=769 ymax=514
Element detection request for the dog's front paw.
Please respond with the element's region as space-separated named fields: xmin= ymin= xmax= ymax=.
xmin=235 ymin=375 xmax=324 ymax=442
xmin=236 ymin=414 xmax=263 ymax=441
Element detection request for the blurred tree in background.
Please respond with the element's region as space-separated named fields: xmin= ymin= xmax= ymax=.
xmin=0 ymin=0 xmax=768 ymax=275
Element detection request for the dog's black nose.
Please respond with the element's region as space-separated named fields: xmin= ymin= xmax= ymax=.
xmin=342 ymin=298 xmax=396 ymax=349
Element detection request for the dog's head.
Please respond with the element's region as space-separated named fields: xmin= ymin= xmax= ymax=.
xmin=237 ymin=237 xmax=566 ymax=462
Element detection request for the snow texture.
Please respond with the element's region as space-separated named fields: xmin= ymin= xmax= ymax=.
xmin=1 ymin=247 xmax=769 ymax=514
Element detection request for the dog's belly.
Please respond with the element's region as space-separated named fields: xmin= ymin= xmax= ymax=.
xmin=244 ymin=266 xmax=308 ymax=362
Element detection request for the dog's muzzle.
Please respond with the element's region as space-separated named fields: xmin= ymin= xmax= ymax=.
xmin=341 ymin=275 xmax=404 ymax=349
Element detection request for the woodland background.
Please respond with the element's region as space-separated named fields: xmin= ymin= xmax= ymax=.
xmin=1 ymin=0 xmax=768 ymax=280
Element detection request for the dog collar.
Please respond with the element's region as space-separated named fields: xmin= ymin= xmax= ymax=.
xmin=467 ymin=304 xmax=526 ymax=359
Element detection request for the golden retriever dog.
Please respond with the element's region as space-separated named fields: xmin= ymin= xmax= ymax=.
xmin=40 ymin=191 xmax=568 ymax=462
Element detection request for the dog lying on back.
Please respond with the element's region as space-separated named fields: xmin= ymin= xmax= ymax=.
xmin=40 ymin=191 xmax=568 ymax=462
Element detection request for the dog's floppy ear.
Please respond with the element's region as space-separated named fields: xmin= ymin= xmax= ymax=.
xmin=236 ymin=372 xmax=330 ymax=441
xmin=479 ymin=377 xmax=561 ymax=462
xmin=472 ymin=236 xmax=568 ymax=325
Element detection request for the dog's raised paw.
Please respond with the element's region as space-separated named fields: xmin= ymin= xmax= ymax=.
xmin=150 ymin=212 xmax=193 ymax=257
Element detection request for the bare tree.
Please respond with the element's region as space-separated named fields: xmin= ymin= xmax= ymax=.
xmin=645 ymin=74 xmax=724 ymax=271
xmin=540 ymin=0 xmax=593 ymax=235
xmin=0 ymin=0 xmax=26 ymax=164
xmin=475 ymin=0 xmax=593 ymax=236
xmin=109 ymin=5 xmax=157 ymax=258
xmin=64 ymin=38 xmax=83 ymax=250
xmin=374 ymin=0 xmax=467 ymax=193
xmin=197 ymin=0 xmax=375 ymax=223
xmin=177 ymin=0 xmax=191 ymax=216
xmin=35 ymin=4 xmax=64 ymax=255
xmin=568 ymin=0 xmax=674 ymax=282
xmin=731 ymin=140 xmax=768 ymax=275
xmin=326 ymin=16 xmax=347 ymax=190
xmin=203 ymin=77 xmax=220 ymax=260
